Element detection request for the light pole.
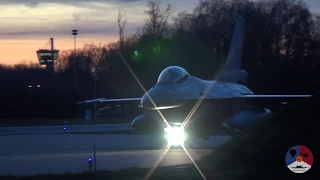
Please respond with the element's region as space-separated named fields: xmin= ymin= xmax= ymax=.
xmin=72 ymin=29 xmax=78 ymax=85
xmin=94 ymin=72 xmax=97 ymax=121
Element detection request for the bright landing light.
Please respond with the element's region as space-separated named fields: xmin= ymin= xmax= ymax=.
xmin=164 ymin=127 xmax=187 ymax=146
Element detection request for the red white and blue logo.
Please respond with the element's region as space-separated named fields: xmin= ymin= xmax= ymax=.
xmin=285 ymin=145 xmax=313 ymax=173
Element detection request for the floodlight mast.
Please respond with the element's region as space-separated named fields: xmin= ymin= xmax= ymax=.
xmin=72 ymin=29 xmax=78 ymax=85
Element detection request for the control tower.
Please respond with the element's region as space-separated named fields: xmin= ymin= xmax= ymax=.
xmin=36 ymin=38 xmax=59 ymax=72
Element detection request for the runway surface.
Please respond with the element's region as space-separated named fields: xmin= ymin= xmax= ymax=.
xmin=0 ymin=124 xmax=231 ymax=176
xmin=0 ymin=123 xmax=134 ymax=136
xmin=0 ymin=149 xmax=212 ymax=176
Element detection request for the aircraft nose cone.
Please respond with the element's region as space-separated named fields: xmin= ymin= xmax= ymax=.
xmin=141 ymin=93 xmax=151 ymax=108
xmin=141 ymin=91 xmax=160 ymax=108
xmin=141 ymin=87 xmax=181 ymax=109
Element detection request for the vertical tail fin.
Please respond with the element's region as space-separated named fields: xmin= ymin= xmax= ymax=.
xmin=216 ymin=18 xmax=247 ymax=83
xmin=224 ymin=17 xmax=246 ymax=71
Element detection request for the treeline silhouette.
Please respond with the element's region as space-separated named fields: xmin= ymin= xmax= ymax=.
xmin=1 ymin=0 xmax=319 ymax=119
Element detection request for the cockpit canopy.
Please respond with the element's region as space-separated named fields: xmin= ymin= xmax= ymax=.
xmin=157 ymin=66 xmax=190 ymax=84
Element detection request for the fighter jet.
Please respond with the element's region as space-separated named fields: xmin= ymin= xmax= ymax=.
xmin=77 ymin=18 xmax=311 ymax=142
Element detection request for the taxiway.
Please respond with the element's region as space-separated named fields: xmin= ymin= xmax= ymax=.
xmin=0 ymin=124 xmax=231 ymax=176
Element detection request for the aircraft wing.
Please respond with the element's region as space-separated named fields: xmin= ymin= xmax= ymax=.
xmin=77 ymin=98 xmax=141 ymax=105
xmin=231 ymin=94 xmax=312 ymax=99
xmin=183 ymin=94 xmax=312 ymax=102
xmin=232 ymin=94 xmax=312 ymax=105
xmin=180 ymin=94 xmax=312 ymax=111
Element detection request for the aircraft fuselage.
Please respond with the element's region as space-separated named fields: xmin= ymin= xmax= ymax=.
xmin=132 ymin=75 xmax=272 ymax=138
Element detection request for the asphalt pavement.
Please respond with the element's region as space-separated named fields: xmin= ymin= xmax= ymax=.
xmin=0 ymin=123 xmax=134 ymax=136
xmin=0 ymin=124 xmax=231 ymax=176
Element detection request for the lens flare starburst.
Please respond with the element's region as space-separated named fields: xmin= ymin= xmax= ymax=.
xmin=164 ymin=127 xmax=187 ymax=146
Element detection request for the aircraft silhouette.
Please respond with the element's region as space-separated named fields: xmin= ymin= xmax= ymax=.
xmin=77 ymin=18 xmax=311 ymax=139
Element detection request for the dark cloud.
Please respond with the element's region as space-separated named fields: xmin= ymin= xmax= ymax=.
xmin=0 ymin=0 xmax=142 ymax=8
xmin=25 ymin=1 xmax=39 ymax=8
xmin=1 ymin=16 xmax=50 ymax=21
xmin=0 ymin=21 xmax=141 ymax=40
xmin=72 ymin=13 xmax=81 ymax=21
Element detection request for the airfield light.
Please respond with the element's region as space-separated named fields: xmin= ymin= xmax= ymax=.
xmin=63 ymin=120 xmax=67 ymax=131
xmin=88 ymin=158 xmax=93 ymax=172
xmin=164 ymin=127 xmax=187 ymax=146
xmin=28 ymin=85 xmax=32 ymax=88
xmin=37 ymin=85 xmax=40 ymax=88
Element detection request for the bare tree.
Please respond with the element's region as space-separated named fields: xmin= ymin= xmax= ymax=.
xmin=143 ymin=0 xmax=173 ymax=37
xmin=309 ymin=15 xmax=320 ymax=55
xmin=172 ymin=11 xmax=192 ymax=33
xmin=310 ymin=15 xmax=320 ymax=41
xmin=117 ymin=9 xmax=127 ymax=53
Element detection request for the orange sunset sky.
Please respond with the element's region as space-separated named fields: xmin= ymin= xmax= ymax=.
xmin=1 ymin=0 xmax=319 ymax=65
